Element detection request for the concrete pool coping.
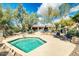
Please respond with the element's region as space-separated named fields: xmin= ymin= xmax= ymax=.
xmin=3 ymin=32 xmax=76 ymax=56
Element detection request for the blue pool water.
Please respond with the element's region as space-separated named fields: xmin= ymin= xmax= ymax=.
xmin=9 ymin=37 xmax=46 ymax=53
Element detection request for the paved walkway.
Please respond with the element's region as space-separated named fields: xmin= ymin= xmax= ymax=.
xmin=4 ymin=32 xmax=76 ymax=56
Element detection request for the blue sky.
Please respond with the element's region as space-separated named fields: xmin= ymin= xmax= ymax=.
xmin=1 ymin=3 xmax=79 ymax=24
xmin=1 ymin=3 xmax=79 ymax=16
xmin=2 ymin=3 xmax=42 ymax=14
xmin=69 ymin=3 xmax=79 ymax=8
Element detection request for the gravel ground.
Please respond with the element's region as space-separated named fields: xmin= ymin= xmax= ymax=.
xmin=70 ymin=44 xmax=79 ymax=56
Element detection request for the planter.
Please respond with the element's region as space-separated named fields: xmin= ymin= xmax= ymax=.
xmin=71 ymin=37 xmax=79 ymax=44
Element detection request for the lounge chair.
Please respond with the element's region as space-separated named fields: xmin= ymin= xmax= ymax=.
xmin=60 ymin=34 xmax=72 ymax=41
xmin=0 ymin=44 xmax=10 ymax=52
xmin=0 ymin=44 xmax=6 ymax=50
xmin=7 ymin=49 xmax=15 ymax=56
xmin=53 ymin=31 xmax=61 ymax=38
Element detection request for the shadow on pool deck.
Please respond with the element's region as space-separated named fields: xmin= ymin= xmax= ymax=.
xmin=0 ymin=51 xmax=8 ymax=56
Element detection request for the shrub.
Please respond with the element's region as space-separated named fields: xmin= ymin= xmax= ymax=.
xmin=67 ymin=28 xmax=79 ymax=37
xmin=67 ymin=29 xmax=76 ymax=37
xmin=28 ymin=29 xmax=34 ymax=34
xmin=76 ymin=30 xmax=79 ymax=37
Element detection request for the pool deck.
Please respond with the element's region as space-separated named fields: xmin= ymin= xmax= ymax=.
xmin=3 ymin=32 xmax=76 ymax=56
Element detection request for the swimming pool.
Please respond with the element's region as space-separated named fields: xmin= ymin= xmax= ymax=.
xmin=8 ymin=37 xmax=46 ymax=53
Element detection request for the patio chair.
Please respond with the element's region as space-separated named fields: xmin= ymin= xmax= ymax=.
xmin=7 ymin=49 xmax=15 ymax=56
xmin=0 ymin=44 xmax=10 ymax=55
xmin=60 ymin=35 xmax=68 ymax=41
xmin=60 ymin=34 xmax=72 ymax=41
xmin=0 ymin=44 xmax=6 ymax=49
xmin=53 ymin=31 xmax=61 ymax=38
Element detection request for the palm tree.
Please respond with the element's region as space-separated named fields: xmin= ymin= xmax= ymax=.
xmin=38 ymin=6 xmax=59 ymax=32
xmin=21 ymin=11 xmax=29 ymax=32
xmin=58 ymin=3 xmax=71 ymax=31
xmin=47 ymin=6 xmax=60 ymax=31
xmin=45 ymin=6 xmax=59 ymax=25
xmin=0 ymin=5 xmax=12 ymax=37
xmin=72 ymin=13 xmax=79 ymax=23
xmin=59 ymin=3 xmax=71 ymax=17
xmin=72 ymin=13 xmax=79 ymax=31
xmin=27 ymin=13 xmax=38 ymax=30
xmin=0 ymin=4 xmax=3 ymax=18
xmin=16 ymin=3 xmax=29 ymax=32
xmin=0 ymin=4 xmax=3 ymax=29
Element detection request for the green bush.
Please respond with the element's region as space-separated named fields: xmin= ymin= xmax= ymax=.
xmin=28 ymin=29 xmax=34 ymax=34
xmin=76 ymin=31 xmax=79 ymax=37
xmin=67 ymin=29 xmax=76 ymax=36
xmin=10 ymin=27 xmax=21 ymax=33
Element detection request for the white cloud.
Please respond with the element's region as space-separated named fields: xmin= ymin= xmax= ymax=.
xmin=37 ymin=3 xmax=48 ymax=16
xmin=37 ymin=3 xmax=62 ymax=16
xmin=54 ymin=16 xmax=71 ymax=22
xmin=70 ymin=5 xmax=79 ymax=13
xmin=63 ymin=16 xmax=71 ymax=20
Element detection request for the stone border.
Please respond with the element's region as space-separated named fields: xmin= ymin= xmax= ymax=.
xmin=3 ymin=33 xmax=47 ymax=56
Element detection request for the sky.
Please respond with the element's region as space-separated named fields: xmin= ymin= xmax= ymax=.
xmin=1 ymin=3 xmax=79 ymax=22
xmin=1 ymin=3 xmax=79 ymax=15
xmin=2 ymin=3 xmax=42 ymax=14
